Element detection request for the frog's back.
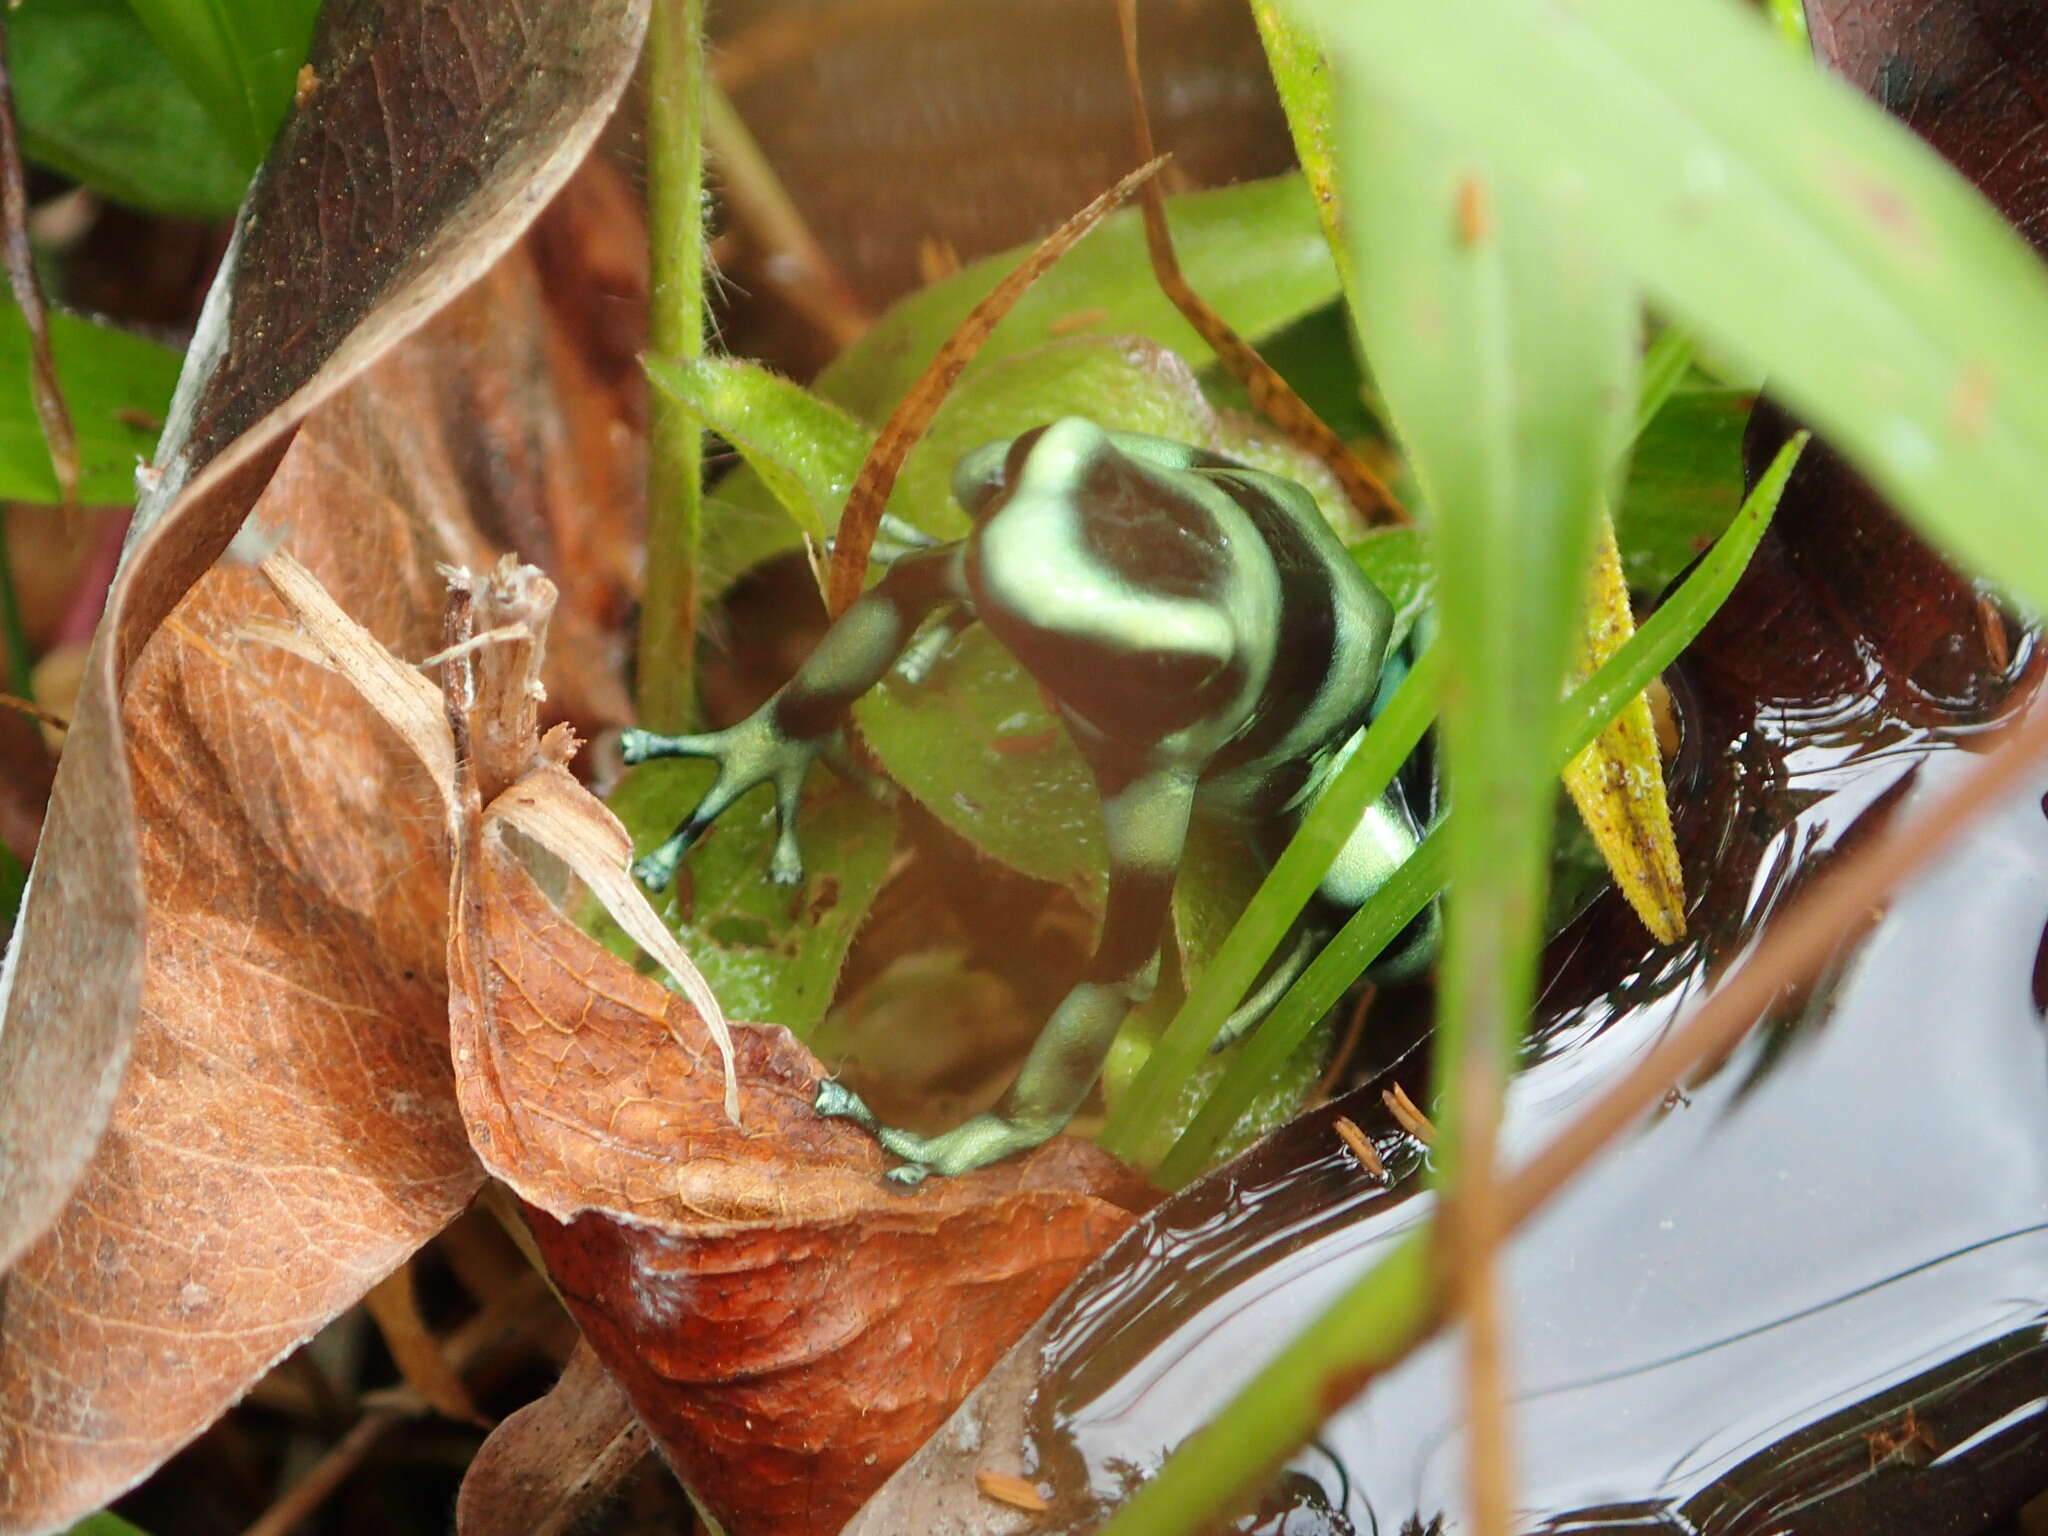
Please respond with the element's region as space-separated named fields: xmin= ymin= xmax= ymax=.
xmin=957 ymin=419 xmax=1393 ymax=801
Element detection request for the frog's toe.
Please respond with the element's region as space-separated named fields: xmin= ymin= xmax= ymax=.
xmin=632 ymin=838 xmax=685 ymax=892
xmin=883 ymin=1162 xmax=931 ymax=1189
xmin=813 ymin=1078 xmax=878 ymax=1129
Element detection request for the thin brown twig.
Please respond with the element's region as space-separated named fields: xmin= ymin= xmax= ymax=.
xmin=824 ymin=155 xmax=1167 ymax=616
xmin=1312 ymin=982 xmax=1374 ymax=1103
xmin=0 ymin=691 xmax=66 ymax=730
xmin=0 ymin=20 xmax=78 ymax=507
xmin=1113 ymin=0 xmax=1405 ymax=528
xmin=1447 ymin=1049 xmax=1513 ymax=1536
xmin=704 ymin=80 xmax=871 ymax=349
xmin=239 ymin=1270 xmax=558 ymax=1536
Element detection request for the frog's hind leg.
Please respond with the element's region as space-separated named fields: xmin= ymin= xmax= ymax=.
xmin=818 ymin=762 xmax=1200 ymax=1184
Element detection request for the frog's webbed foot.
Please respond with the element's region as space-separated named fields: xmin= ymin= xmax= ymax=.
xmin=812 ymin=1081 xmax=1058 ymax=1186
xmin=622 ymin=715 xmax=820 ymax=890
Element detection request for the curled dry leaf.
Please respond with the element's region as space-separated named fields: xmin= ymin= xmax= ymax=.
xmin=450 ymin=824 xmax=1150 ymax=1535
xmin=454 ymin=1339 xmax=650 ymax=1536
xmin=0 ymin=110 xmax=652 ymax=1536
xmin=0 ymin=0 xmax=650 ymax=1286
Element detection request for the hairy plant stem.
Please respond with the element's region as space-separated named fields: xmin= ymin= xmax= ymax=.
xmin=636 ymin=0 xmax=709 ymax=732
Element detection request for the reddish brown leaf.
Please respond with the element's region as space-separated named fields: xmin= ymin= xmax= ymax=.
xmin=0 ymin=0 xmax=649 ymax=1286
xmin=450 ymin=810 xmax=1149 ymax=1535
xmin=455 ymin=1340 xmax=651 ymax=1536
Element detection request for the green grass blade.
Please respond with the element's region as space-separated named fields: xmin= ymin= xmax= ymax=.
xmin=1336 ymin=81 xmax=1639 ymax=1181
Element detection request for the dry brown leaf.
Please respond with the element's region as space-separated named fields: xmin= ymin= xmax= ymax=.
xmin=0 ymin=0 xmax=651 ymax=1287
xmin=455 ymin=1339 xmax=651 ymax=1536
xmin=449 ymin=822 xmax=1150 ymax=1535
xmin=0 ymin=175 xmax=654 ymax=1536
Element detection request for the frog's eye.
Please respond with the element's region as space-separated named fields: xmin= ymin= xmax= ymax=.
xmin=951 ymin=425 xmax=1052 ymax=520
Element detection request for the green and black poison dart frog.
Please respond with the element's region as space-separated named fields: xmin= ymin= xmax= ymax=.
xmin=621 ymin=417 xmax=1434 ymax=1184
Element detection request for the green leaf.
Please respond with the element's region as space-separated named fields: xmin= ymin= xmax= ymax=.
xmin=0 ymin=305 xmax=179 ymax=505
xmin=700 ymin=175 xmax=1345 ymax=599
xmin=1307 ymin=0 xmax=2048 ymax=616
xmin=120 ymin=0 xmax=320 ymax=171
xmin=600 ymin=760 xmax=897 ymax=1034
xmin=818 ymin=174 xmax=1341 ymax=420
xmin=856 ymin=624 xmax=1102 ymax=903
xmin=646 ymin=354 xmax=870 ymax=542
xmin=1617 ymin=379 xmax=1753 ymax=592
xmin=59 ymin=1515 xmax=152 ymax=1536
xmin=9 ymin=0 xmax=249 ymax=216
xmin=1348 ymin=527 xmax=1432 ymax=650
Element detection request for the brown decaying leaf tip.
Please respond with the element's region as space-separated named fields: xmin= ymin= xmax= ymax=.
xmin=976 ymin=1469 xmax=1051 ymax=1513
xmin=1333 ymin=1115 xmax=1386 ymax=1177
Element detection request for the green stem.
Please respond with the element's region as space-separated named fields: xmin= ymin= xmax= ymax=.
xmin=635 ymin=0 xmax=709 ymax=733
xmin=0 ymin=506 xmax=33 ymax=700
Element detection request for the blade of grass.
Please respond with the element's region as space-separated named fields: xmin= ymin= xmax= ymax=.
xmin=1154 ymin=433 xmax=1802 ymax=1186
xmin=636 ymin=0 xmax=709 ymax=732
xmin=1300 ymin=0 xmax=2048 ymax=615
xmin=1633 ymin=328 xmax=1697 ymax=441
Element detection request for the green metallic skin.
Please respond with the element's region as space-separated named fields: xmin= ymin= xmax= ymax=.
xmin=623 ymin=418 xmax=1432 ymax=1185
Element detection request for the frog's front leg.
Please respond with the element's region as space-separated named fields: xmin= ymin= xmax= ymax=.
xmin=819 ymin=762 xmax=1199 ymax=1184
xmin=623 ymin=543 xmax=965 ymax=890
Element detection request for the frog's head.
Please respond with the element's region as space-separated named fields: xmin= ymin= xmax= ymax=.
xmin=950 ymin=418 xmax=1231 ymax=524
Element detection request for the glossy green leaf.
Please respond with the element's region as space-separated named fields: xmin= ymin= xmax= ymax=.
xmin=1617 ymin=380 xmax=1753 ymax=592
xmin=600 ymin=760 xmax=897 ymax=1034
xmin=59 ymin=1515 xmax=151 ymax=1536
xmin=120 ymin=0 xmax=319 ymax=171
xmin=700 ymin=174 xmax=1343 ymax=598
xmin=1349 ymin=527 xmax=1432 ymax=650
xmin=1308 ymin=0 xmax=2048 ymax=616
xmin=9 ymin=0 xmax=248 ymax=216
xmin=856 ymin=624 xmax=1101 ymax=902
xmin=818 ymin=174 xmax=1339 ymax=419
xmin=646 ymin=354 xmax=870 ymax=542
xmin=0 ymin=305 xmax=178 ymax=505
